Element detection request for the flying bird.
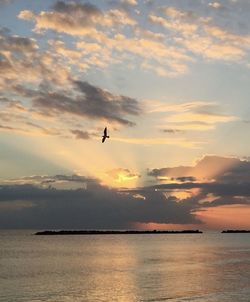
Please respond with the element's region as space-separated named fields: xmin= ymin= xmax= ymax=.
xmin=102 ymin=127 xmax=110 ymax=143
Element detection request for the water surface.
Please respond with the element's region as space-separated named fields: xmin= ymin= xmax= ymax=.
xmin=1 ymin=231 xmax=250 ymax=301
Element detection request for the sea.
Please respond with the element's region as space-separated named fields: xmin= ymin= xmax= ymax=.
xmin=0 ymin=230 xmax=250 ymax=302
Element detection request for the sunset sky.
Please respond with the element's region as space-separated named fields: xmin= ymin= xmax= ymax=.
xmin=1 ymin=0 xmax=250 ymax=230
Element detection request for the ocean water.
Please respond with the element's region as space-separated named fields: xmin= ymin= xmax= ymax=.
xmin=0 ymin=231 xmax=250 ymax=302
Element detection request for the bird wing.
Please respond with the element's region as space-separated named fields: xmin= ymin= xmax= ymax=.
xmin=102 ymin=136 xmax=106 ymax=143
xmin=104 ymin=127 xmax=107 ymax=136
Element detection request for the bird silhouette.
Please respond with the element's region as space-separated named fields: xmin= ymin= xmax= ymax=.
xmin=102 ymin=127 xmax=110 ymax=143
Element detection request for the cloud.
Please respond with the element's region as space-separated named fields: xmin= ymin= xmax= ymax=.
xmin=31 ymin=80 xmax=140 ymax=126
xmin=144 ymin=154 xmax=250 ymax=227
xmin=166 ymin=111 xmax=237 ymax=124
xmin=145 ymin=100 xmax=213 ymax=113
xmin=0 ymin=29 xmax=143 ymax=142
xmin=139 ymin=154 xmax=250 ymax=228
xmin=148 ymin=155 xmax=241 ymax=181
xmin=0 ymin=200 xmax=34 ymax=211
xmin=0 ymin=29 xmax=71 ymax=87
xmin=175 ymin=176 xmax=197 ymax=183
xmin=0 ymin=175 xmax=199 ymax=229
xmin=18 ymin=3 xmax=102 ymax=35
xmin=161 ymin=122 xmax=215 ymax=131
xmin=150 ymin=5 xmax=250 ymax=61
xmin=216 ymin=160 xmax=250 ymax=183
xmin=0 ymin=33 xmax=38 ymax=53
xmin=0 ymin=124 xmax=22 ymax=131
xmin=15 ymin=0 xmax=250 ymax=80
xmin=18 ymin=1 xmax=136 ymax=36
xmin=146 ymin=100 xmax=237 ymax=132
xmin=147 ymin=182 xmax=250 ymax=208
xmin=2 ymin=174 xmax=94 ymax=190
xmin=17 ymin=1 xmax=191 ymax=77
xmin=71 ymin=130 xmax=90 ymax=140
xmin=1 ymin=155 xmax=250 ymax=229
xmin=0 ymin=95 xmax=63 ymax=137
xmin=112 ymin=136 xmax=203 ymax=148
xmin=122 ymin=0 xmax=137 ymax=6
xmin=208 ymin=2 xmax=222 ymax=9
xmin=149 ymin=14 xmax=198 ymax=36
xmin=162 ymin=129 xmax=184 ymax=134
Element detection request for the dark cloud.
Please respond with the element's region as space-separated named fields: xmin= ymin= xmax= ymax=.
xmin=71 ymin=129 xmax=90 ymax=140
xmin=51 ymin=174 xmax=94 ymax=183
xmin=53 ymin=1 xmax=101 ymax=16
xmin=149 ymin=182 xmax=250 ymax=198
xmin=0 ymin=96 xmax=13 ymax=104
xmin=163 ymin=129 xmax=184 ymax=134
xmin=216 ymin=160 xmax=250 ymax=183
xmin=12 ymin=174 xmax=94 ymax=185
xmin=148 ymin=165 xmax=191 ymax=179
xmin=11 ymin=85 xmax=38 ymax=98
xmin=0 ymin=29 xmax=141 ymax=140
xmin=200 ymin=182 xmax=250 ymax=198
xmin=74 ymin=80 xmax=141 ymax=121
xmin=2 ymin=155 xmax=250 ymax=229
xmin=199 ymin=196 xmax=250 ymax=208
xmin=146 ymin=156 xmax=250 ymax=198
xmin=175 ymin=176 xmax=197 ymax=182
xmin=0 ymin=176 xmax=199 ymax=229
xmin=52 ymin=1 xmax=102 ymax=27
xmin=0 ymin=35 xmax=37 ymax=53
xmin=32 ymin=80 xmax=140 ymax=126
xmin=0 ymin=59 xmax=12 ymax=73
xmin=142 ymin=155 xmax=250 ymax=216
xmin=0 ymin=30 xmax=37 ymax=81
xmin=0 ymin=124 xmax=18 ymax=131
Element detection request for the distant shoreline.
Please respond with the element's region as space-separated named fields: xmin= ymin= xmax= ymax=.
xmin=222 ymin=230 xmax=250 ymax=233
xmin=35 ymin=230 xmax=203 ymax=235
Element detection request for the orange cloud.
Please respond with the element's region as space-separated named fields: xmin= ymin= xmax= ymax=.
xmin=150 ymin=5 xmax=250 ymax=61
xmin=148 ymin=155 xmax=241 ymax=181
xmin=112 ymin=136 xmax=204 ymax=148
xmin=146 ymin=100 xmax=237 ymax=132
xmin=195 ymin=204 xmax=250 ymax=230
xmin=18 ymin=3 xmax=191 ymax=77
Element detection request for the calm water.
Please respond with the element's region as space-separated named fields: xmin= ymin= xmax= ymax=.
xmin=0 ymin=231 xmax=250 ymax=302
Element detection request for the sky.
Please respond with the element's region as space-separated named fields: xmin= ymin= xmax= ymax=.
xmin=0 ymin=0 xmax=250 ymax=230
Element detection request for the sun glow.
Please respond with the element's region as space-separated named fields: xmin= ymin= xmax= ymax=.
xmin=9 ymin=133 xmax=142 ymax=188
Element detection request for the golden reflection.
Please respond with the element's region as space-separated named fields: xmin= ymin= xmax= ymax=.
xmin=132 ymin=222 xmax=201 ymax=231
xmin=80 ymin=237 xmax=138 ymax=302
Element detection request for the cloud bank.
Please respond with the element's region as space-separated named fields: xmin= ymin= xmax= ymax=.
xmin=1 ymin=156 xmax=250 ymax=229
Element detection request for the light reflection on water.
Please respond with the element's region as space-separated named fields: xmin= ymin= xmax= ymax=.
xmin=0 ymin=231 xmax=250 ymax=302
